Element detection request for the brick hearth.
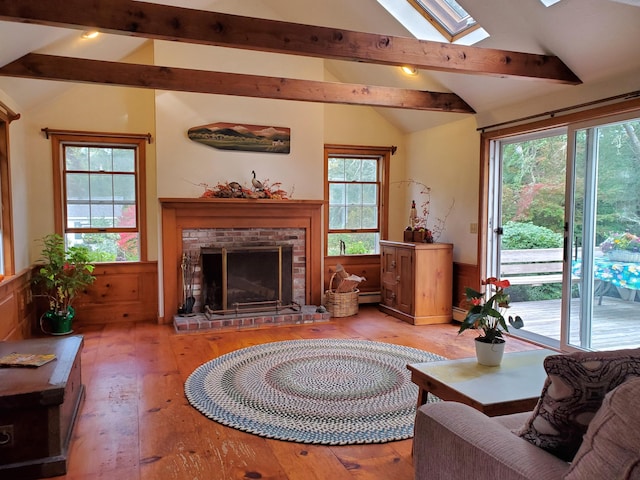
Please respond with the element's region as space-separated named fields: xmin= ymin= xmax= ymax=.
xmin=173 ymin=305 xmax=331 ymax=333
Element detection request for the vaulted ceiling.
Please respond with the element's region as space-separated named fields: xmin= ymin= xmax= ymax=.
xmin=1 ymin=0 xmax=639 ymax=133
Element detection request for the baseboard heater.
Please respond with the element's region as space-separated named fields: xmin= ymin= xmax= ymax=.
xmin=359 ymin=291 xmax=381 ymax=304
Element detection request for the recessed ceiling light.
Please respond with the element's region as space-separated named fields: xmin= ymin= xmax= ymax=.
xmin=81 ymin=31 xmax=100 ymax=39
xmin=401 ymin=66 xmax=418 ymax=76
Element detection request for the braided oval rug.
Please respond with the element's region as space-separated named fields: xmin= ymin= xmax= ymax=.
xmin=184 ymin=338 xmax=444 ymax=445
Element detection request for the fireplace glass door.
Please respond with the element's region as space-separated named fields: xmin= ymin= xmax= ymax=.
xmin=201 ymin=246 xmax=293 ymax=312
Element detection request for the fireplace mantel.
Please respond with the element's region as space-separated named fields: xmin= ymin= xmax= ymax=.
xmin=159 ymin=198 xmax=325 ymax=322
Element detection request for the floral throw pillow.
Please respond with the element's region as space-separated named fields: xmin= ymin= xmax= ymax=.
xmin=516 ymin=348 xmax=640 ymax=461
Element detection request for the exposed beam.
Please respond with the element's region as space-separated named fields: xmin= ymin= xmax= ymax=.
xmin=0 ymin=54 xmax=475 ymax=113
xmin=0 ymin=0 xmax=581 ymax=84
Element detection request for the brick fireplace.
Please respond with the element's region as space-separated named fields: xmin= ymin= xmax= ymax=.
xmin=159 ymin=198 xmax=324 ymax=324
xmin=183 ymin=228 xmax=305 ymax=313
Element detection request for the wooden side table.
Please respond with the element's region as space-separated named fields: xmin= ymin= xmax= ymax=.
xmin=0 ymin=335 xmax=84 ymax=479
xmin=407 ymin=349 xmax=556 ymax=417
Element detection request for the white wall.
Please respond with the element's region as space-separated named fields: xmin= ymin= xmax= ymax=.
xmin=405 ymin=116 xmax=481 ymax=264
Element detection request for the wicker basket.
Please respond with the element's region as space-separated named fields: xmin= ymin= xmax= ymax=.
xmin=325 ymin=273 xmax=359 ymax=317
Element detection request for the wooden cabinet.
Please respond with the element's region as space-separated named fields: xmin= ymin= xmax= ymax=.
xmin=379 ymin=241 xmax=453 ymax=325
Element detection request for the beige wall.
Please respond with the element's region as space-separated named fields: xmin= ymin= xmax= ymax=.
xmin=1 ymin=37 xmax=411 ymax=310
xmin=154 ymin=41 xmax=325 ymax=200
xmin=3 ymin=45 xmax=629 ymax=272
xmin=1 ymin=44 xmax=157 ymax=270
xmin=405 ymin=116 xmax=481 ymax=264
xmin=1 ymin=90 xmax=29 ymax=272
xmin=323 ymin=102 xmax=407 ymax=242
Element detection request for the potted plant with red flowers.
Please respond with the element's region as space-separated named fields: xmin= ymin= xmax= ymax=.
xmin=458 ymin=277 xmax=524 ymax=366
xmin=32 ymin=234 xmax=95 ymax=335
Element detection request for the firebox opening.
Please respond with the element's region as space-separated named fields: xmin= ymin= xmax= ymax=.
xmin=201 ymin=245 xmax=293 ymax=312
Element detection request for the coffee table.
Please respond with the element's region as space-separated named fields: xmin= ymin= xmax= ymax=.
xmin=407 ymin=349 xmax=557 ymax=417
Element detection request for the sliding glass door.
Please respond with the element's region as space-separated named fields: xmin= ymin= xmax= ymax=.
xmin=488 ymin=112 xmax=640 ymax=351
xmin=566 ymin=113 xmax=640 ymax=350
xmin=490 ymin=129 xmax=568 ymax=349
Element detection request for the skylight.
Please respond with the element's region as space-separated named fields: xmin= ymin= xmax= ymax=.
xmin=408 ymin=0 xmax=478 ymax=41
xmin=377 ymin=0 xmax=488 ymax=45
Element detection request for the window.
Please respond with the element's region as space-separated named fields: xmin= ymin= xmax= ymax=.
xmin=325 ymin=145 xmax=390 ymax=256
xmin=376 ymin=0 xmax=487 ymax=45
xmin=50 ymin=132 xmax=147 ymax=262
xmin=408 ymin=0 xmax=478 ymax=41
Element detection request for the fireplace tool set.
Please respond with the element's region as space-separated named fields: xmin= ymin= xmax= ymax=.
xmin=179 ymin=253 xmax=197 ymax=315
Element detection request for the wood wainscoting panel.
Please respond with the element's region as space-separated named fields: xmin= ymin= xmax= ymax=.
xmin=324 ymin=255 xmax=381 ymax=294
xmin=0 ymin=286 xmax=18 ymax=340
xmin=453 ymin=262 xmax=479 ymax=309
xmin=0 ymin=269 xmax=36 ymax=341
xmin=72 ymin=262 xmax=158 ymax=325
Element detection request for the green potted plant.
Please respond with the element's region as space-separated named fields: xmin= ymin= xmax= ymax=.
xmin=458 ymin=277 xmax=524 ymax=366
xmin=32 ymin=233 xmax=96 ymax=335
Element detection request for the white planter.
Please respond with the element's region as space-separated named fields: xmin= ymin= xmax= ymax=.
xmin=606 ymin=250 xmax=640 ymax=263
xmin=474 ymin=339 xmax=505 ymax=366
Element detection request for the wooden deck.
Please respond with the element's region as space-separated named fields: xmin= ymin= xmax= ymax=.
xmin=507 ymin=296 xmax=640 ymax=351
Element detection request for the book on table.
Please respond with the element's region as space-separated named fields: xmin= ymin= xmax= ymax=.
xmin=0 ymin=352 xmax=57 ymax=368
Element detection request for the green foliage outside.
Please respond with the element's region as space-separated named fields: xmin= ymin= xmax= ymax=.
xmin=327 ymin=233 xmax=378 ymax=256
xmin=500 ymin=119 xmax=640 ymax=302
xmin=501 ymin=222 xmax=563 ymax=250
xmin=501 ymin=135 xmax=568 ymax=236
xmin=66 ymin=206 xmax=140 ymax=262
xmin=500 ymin=123 xmax=640 ymax=242
xmin=327 ymin=155 xmax=380 ymax=256
xmin=73 ymin=232 xmax=140 ymax=262
xmin=64 ymin=145 xmax=139 ymax=262
xmin=501 ymin=222 xmax=563 ymax=302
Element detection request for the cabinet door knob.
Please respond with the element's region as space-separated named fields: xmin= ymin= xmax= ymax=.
xmin=391 ymin=260 xmax=396 ymax=268
xmin=396 ymin=275 xmax=401 ymax=282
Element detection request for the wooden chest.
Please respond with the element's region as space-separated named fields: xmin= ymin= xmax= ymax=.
xmin=0 ymin=335 xmax=84 ymax=479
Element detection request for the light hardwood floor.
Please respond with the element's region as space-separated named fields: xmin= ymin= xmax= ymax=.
xmin=52 ymin=306 xmax=540 ymax=480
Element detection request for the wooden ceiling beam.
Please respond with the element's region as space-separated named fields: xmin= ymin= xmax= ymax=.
xmin=0 ymin=0 xmax=581 ymax=84
xmin=0 ymin=54 xmax=475 ymax=113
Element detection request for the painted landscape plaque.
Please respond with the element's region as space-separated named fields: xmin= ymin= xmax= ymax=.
xmin=187 ymin=122 xmax=290 ymax=154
